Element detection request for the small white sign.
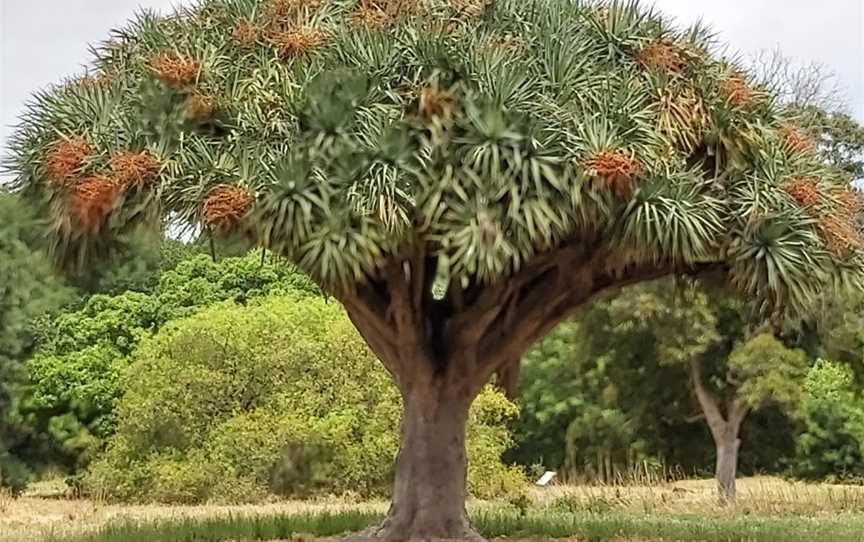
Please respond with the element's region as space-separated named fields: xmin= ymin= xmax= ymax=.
xmin=535 ymin=471 xmax=557 ymax=486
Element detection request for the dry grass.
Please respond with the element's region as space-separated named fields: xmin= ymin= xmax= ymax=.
xmin=4 ymin=477 xmax=863 ymax=542
xmin=532 ymin=475 xmax=864 ymax=517
xmin=0 ymin=494 xmax=386 ymax=542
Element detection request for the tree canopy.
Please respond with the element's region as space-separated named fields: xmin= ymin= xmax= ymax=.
xmin=7 ymin=0 xmax=862 ymax=317
xmin=24 ymin=251 xmax=318 ymax=471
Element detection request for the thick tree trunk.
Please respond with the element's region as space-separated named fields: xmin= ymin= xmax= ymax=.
xmin=714 ymin=430 xmax=741 ymax=503
xmin=354 ymin=380 xmax=485 ymax=542
xmin=339 ymin=251 xmax=709 ymax=540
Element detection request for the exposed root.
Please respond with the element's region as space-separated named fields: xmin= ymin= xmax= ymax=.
xmin=341 ymin=522 xmax=488 ymax=542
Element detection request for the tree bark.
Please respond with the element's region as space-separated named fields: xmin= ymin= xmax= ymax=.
xmin=689 ymin=359 xmax=747 ymax=504
xmin=353 ymin=377 xmax=485 ymax=542
xmin=715 ymin=430 xmax=741 ymax=503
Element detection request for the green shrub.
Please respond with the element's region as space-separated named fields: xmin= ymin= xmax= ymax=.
xmin=468 ymin=390 xmax=527 ymax=499
xmin=26 ymin=251 xmax=319 ymax=472
xmin=790 ymin=359 xmax=864 ymax=483
xmin=86 ymin=295 xmax=523 ymax=502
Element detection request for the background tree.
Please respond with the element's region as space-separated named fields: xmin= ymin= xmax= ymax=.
xmin=689 ymin=333 xmax=807 ymax=500
xmin=751 ymin=49 xmax=864 ymax=180
xmin=602 ymin=281 xmax=809 ymax=501
xmin=65 ymin=230 xmax=192 ymax=295
xmin=510 ymin=322 xmax=597 ymax=472
xmin=7 ymin=1 xmax=864 ymax=539
xmin=86 ymin=295 xmax=523 ymax=503
xmin=512 ymin=316 xmax=683 ymax=483
xmin=0 ymin=191 xmax=70 ymax=491
xmin=750 ymin=49 xmax=844 ymax=113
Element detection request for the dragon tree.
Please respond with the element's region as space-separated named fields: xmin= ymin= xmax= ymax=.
xmin=6 ymin=0 xmax=864 ymax=539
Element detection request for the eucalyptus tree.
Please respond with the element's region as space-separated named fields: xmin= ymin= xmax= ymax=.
xmin=6 ymin=0 xmax=864 ymax=539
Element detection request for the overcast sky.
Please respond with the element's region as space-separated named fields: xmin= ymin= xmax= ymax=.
xmin=1 ymin=0 xmax=862 ymax=160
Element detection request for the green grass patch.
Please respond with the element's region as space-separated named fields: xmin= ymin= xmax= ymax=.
xmin=42 ymin=509 xmax=864 ymax=542
xmin=476 ymin=510 xmax=864 ymax=541
xmin=41 ymin=512 xmax=382 ymax=542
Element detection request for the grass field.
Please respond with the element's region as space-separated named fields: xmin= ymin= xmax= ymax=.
xmin=3 ymin=477 xmax=863 ymax=542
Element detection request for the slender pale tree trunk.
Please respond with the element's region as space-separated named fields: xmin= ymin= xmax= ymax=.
xmin=689 ymin=359 xmax=747 ymax=503
xmin=714 ymin=425 xmax=741 ymax=502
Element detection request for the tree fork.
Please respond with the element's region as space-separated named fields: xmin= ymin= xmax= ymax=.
xmin=338 ymin=254 xmax=731 ymax=540
xmin=689 ymin=358 xmax=748 ymax=503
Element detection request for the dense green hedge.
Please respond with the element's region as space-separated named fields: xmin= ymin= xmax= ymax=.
xmin=86 ymin=295 xmax=524 ymax=502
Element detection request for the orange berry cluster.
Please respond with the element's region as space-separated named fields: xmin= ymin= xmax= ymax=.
xmin=584 ymin=150 xmax=642 ymax=200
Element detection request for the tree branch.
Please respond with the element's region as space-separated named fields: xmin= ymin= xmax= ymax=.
xmin=457 ymin=242 xmax=591 ymax=366
xmin=683 ymin=413 xmax=707 ymax=423
xmin=727 ymin=397 xmax=749 ymax=431
xmin=474 ymin=257 xmax=726 ymax=384
xmin=338 ymin=282 xmax=392 ymax=344
xmin=689 ymin=357 xmax=728 ymax=439
xmin=384 ymin=260 xmax=422 ymax=339
xmin=343 ymin=300 xmax=399 ymax=378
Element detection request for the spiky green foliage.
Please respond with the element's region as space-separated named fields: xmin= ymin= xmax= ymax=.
xmin=5 ymin=0 xmax=863 ymax=317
